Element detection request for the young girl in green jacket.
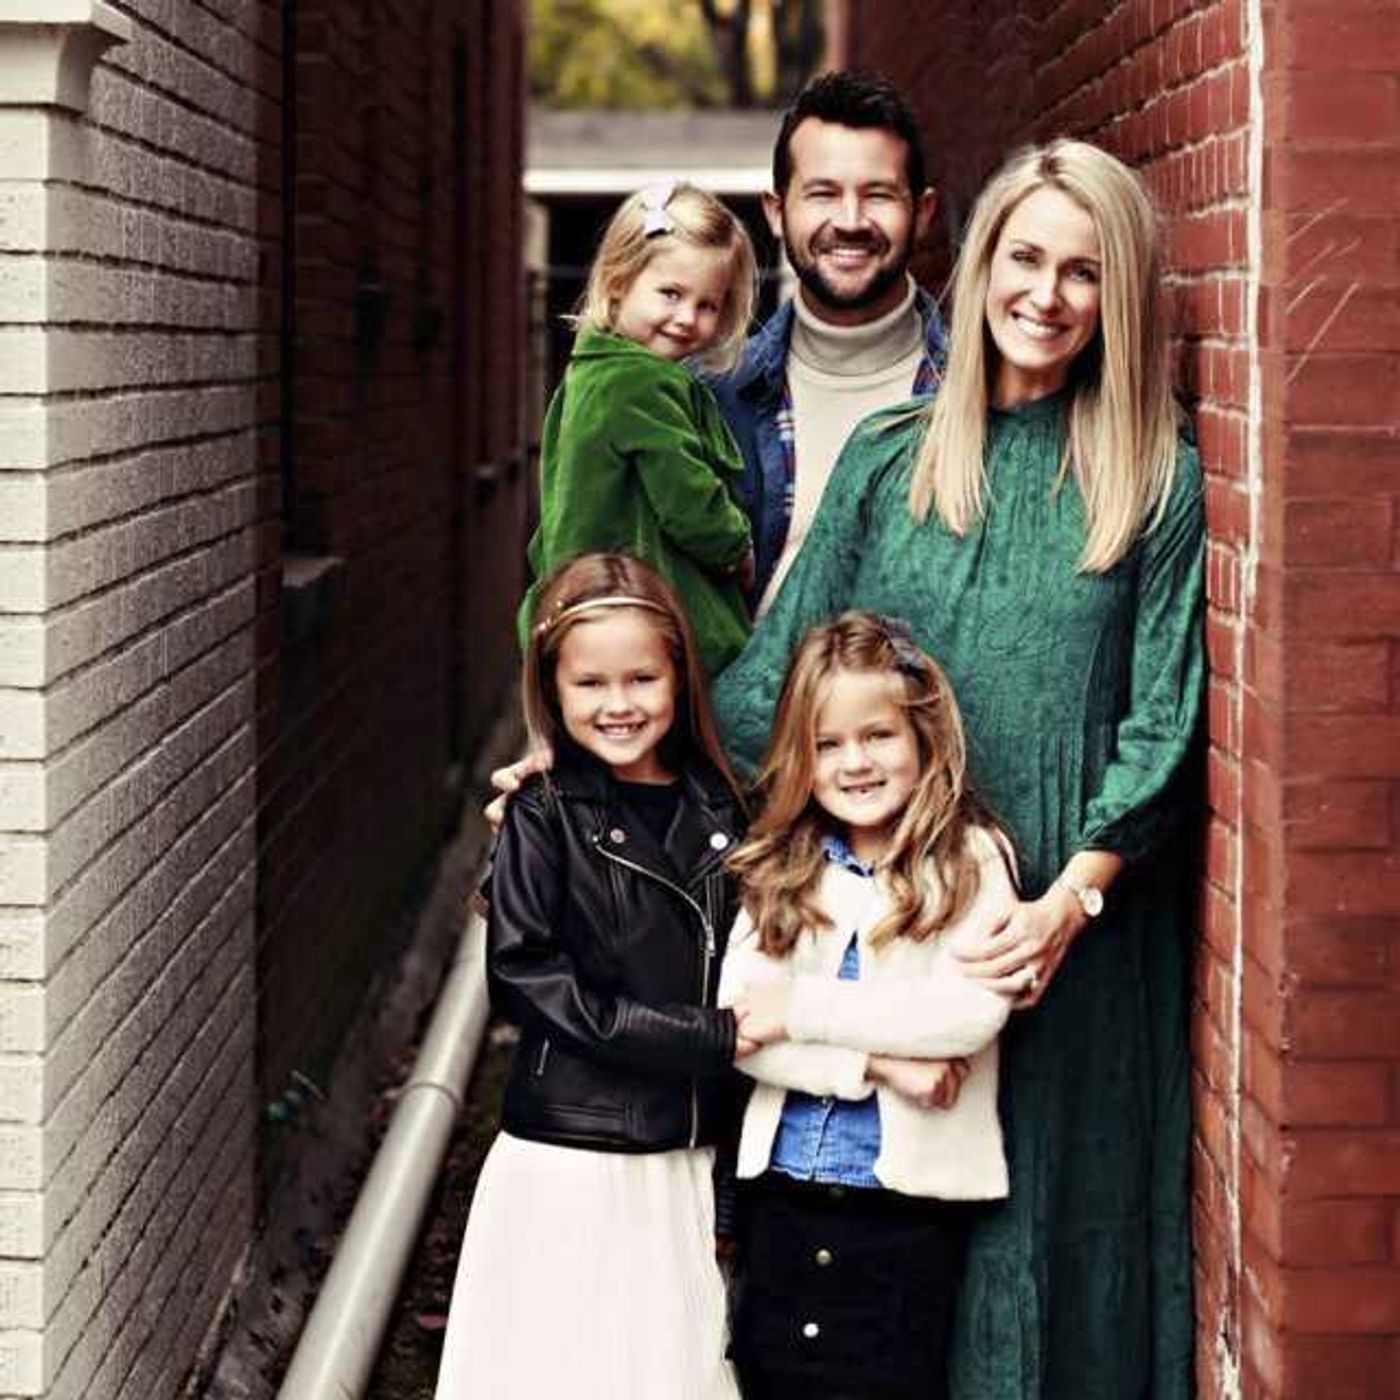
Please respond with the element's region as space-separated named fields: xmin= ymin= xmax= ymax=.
xmin=518 ymin=181 xmax=758 ymax=676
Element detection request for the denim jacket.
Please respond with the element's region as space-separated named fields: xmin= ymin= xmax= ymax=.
xmin=768 ymin=837 xmax=883 ymax=1189
xmin=706 ymin=289 xmax=946 ymax=601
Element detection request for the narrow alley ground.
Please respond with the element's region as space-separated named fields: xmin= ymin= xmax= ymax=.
xmin=366 ymin=1025 xmax=516 ymax=1397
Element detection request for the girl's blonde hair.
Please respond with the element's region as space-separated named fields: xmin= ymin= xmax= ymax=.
xmin=728 ymin=611 xmax=1004 ymax=957
xmin=573 ymin=182 xmax=757 ymax=372
xmin=523 ymin=552 xmax=740 ymax=796
xmin=909 ymin=139 xmax=1179 ymax=573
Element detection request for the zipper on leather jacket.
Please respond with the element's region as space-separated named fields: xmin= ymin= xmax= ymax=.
xmin=594 ymin=837 xmax=719 ymax=1148
xmin=534 ymin=1038 xmax=550 ymax=1077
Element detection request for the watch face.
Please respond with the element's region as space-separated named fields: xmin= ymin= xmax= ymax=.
xmin=1081 ymin=886 xmax=1105 ymax=917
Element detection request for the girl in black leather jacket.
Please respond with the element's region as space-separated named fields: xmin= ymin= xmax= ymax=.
xmin=434 ymin=553 xmax=749 ymax=1400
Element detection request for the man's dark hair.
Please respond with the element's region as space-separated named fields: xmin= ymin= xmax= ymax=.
xmin=772 ymin=70 xmax=928 ymax=199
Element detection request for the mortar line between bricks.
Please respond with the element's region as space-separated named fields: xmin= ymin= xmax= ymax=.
xmin=37 ymin=722 xmax=253 ymax=916
xmin=31 ymin=697 xmax=254 ymax=878
xmin=33 ymin=174 xmax=262 ymax=243
xmin=0 ymin=251 xmax=259 ymax=290
xmin=3 ymin=625 xmax=254 ymax=779
xmin=35 ymin=880 xmax=254 ymax=1217
xmin=0 ymin=572 xmax=253 ymax=694
xmin=0 ymin=517 xmax=252 ymax=589
xmin=37 ymin=798 xmax=255 ymax=1005
xmin=100 ymin=23 xmax=273 ymax=132
xmin=103 ymin=11 xmax=274 ymax=128
xmin=94 ymin=64 xmax=268 ymax=151
xmin=0 ymin=322 xmax=258 ymax=337
xmin=0 ymin=424 xmax=259 ymax=479
xmin=45 ymin=1011 xmax=255 ymax=1393
xmin=0 ymin=472 xmax=256 ymax=553
xmin=0 ymin=556 xmax=256 ymax=694
xmin=38 ymin=956 xmax=251 ymax=1244
xmin=0 ymin=374 xmax=267 ymax=405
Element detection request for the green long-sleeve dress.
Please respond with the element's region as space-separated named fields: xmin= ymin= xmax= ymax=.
xmin=713 ymin=390 xmax=1204 ymax=1399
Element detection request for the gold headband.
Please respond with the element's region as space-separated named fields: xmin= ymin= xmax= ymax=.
xmin=533 ymin=593 xmax=670 ymax=639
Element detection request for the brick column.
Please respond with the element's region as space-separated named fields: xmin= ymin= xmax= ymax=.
xmin=1242 ymin=1 xmax=1400 ymax=1392
xmin=0 ymin=17 xmax=135 ymax=1396
xmin=0 ymin=3 xmax=261 ymax=1395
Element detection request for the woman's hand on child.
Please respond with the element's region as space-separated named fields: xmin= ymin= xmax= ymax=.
xmin=957 ymin=853 xmax=1122 ymax=1006
xmin=732 ymin=980 xmax=792 ymax=1045
xmin=955 ymin=887 xmax=1084 ymax=1007
xmin=867 ymin=1055 xmax=969 ymax=1110
xmin=485 ymin=746 xmax=555 ymax=831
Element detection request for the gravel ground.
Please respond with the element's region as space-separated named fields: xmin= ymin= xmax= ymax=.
xmin=365 ymin=1023 xmax=516 ymax=1399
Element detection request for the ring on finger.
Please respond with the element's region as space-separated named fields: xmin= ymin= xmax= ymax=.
xmin=1022 ymin=966 xmax=1040 ymax=994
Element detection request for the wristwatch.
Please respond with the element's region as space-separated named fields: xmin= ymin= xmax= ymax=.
xmin=1057 ymin=875 xmax=1104 ymax=919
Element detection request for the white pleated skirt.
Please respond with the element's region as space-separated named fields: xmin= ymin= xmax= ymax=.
xmin=434 ymin=1132 xmax=740 ymax=1400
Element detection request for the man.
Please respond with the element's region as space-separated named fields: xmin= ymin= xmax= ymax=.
xmin=710 ymin=70 xmax=945 ymax=611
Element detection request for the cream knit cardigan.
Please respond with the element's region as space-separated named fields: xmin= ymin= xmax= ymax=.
xmin=718 ymin=827 xmax=1018 ymax=1201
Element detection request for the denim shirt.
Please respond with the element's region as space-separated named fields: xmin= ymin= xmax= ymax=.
xmin=768 ymin=836 xmax=882 ymax=1189
xmin=706 ymin=290 xmax=946 ymax=602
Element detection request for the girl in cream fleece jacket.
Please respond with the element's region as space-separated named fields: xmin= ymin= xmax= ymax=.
xmin=718 ymin=612 xmax=1020 ymax=1400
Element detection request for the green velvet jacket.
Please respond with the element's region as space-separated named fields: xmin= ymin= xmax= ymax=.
xmin=519 ymin=328 xmax=752 ymax=676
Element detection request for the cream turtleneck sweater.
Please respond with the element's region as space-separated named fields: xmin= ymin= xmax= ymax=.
xmin=758 ymin=277 xmax=927 ymax=614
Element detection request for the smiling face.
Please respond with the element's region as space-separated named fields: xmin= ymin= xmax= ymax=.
xmin=985 ymin=184 xmax=1102 ymax=406
xmin=765 ymin=119 xmax=935 ymax=326
xmin=555 ymin=610 xmax=677 ymax=782
xmin=809 ymin=668 xmax=922 ymax=864
xmin=610 ymin=242 xmax=733 ymax=361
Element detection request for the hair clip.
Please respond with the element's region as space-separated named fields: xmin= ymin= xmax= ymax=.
xmin=873 ymin=613 xmax=927 ymax=678
xmin=640 ymin=178 xmax=677 ymax=238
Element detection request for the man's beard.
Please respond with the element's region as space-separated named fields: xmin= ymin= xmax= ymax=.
xmin=786 ymin=227 xmax=912 ymax=314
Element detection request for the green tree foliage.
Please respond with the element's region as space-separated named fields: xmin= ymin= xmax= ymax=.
xmin=530 ymin=0 xmax=823 ymax=109
xmin=530 ymin=0 xmax=725 ymax=108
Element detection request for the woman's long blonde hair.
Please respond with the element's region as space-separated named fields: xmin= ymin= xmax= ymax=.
xmin=572 ymin=182 xmax=757 ymax=372
xmin=909 ymin=139 xmax=1179 ymax=572
xmin=728 ymin=612 xmax=1003 ymax=957
xmin=524 ymin=552 xmax=740 ymax=797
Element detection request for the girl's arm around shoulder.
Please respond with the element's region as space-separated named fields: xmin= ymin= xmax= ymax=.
xmin=718 ymin=909 xmax=871 ymax=1101
xmin=783 ymin=826 xmax=1019 ymax=1059
xmin=488 ymin=778 xmax=737 ymax=1080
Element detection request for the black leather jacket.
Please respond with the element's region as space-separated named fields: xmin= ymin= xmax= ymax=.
xmin=486 ymin=749 xmax=743 ymax=1154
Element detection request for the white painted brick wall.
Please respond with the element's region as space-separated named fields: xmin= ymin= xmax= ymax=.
xmin=0 ymin=531 xmax=255 ymax=690
xmin=0 ymin=2 xmax=262 ymax=1395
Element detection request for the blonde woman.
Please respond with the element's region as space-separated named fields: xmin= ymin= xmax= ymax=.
xmin=713 ymin=140 xmax=1204 ymax=1398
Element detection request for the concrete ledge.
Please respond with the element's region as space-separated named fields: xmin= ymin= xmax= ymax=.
xmin=0 ymin=2 xmax=132 ymax=114
xmin=281 ymin=553 xmax=345 ymax=646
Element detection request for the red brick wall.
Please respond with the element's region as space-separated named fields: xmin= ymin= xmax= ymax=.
xmin=853 ymin=0 xmax=1400 ymax=1390
xmin=253 ymin=0 xmax=526 ymax=1143
xmin=847 ymin=2 xmax=1256 ymax=1392
xmin=1247 ymin=0 xmax=1400 ymax=1392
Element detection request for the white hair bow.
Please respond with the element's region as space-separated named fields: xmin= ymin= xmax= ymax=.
xmin=640 ymin=178 xmax=677 ymax=237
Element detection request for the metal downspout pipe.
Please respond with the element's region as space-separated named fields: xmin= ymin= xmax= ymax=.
xmin=277 ymin=913 xmax=490 ymax=1399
